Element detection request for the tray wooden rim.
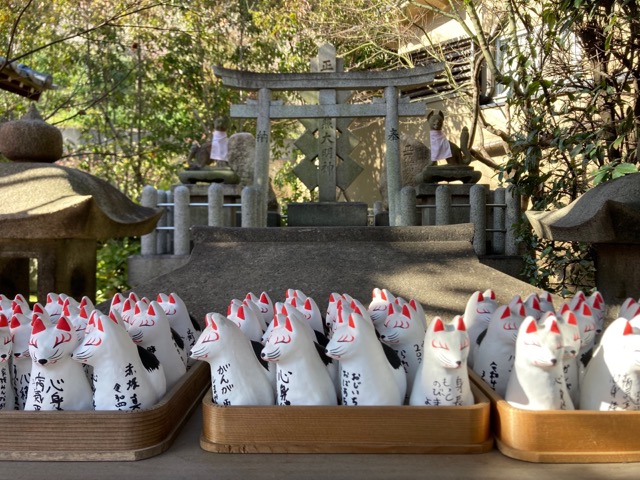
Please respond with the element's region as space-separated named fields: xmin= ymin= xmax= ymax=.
xmin=200 ymin=380 xmax=494 ymax=454
xmin=470 ymin=370 xmax=640 ymax=463
xmin=0 ymin=362 xmax=209 ymax=461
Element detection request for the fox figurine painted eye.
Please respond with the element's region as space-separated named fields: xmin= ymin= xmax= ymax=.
xmin=410 ymin=316 xmax=474 ymax=407
xmin=504 ymin=315 xmax=573 ymax=411
xmin=191 ymin=313 xmax=274 ymax=406
xmin=24 ymin=314 xmax=93 ymax=411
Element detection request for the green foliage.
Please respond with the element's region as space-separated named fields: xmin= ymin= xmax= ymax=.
xmin=0 ymin=0 xmax=322 ymax=298
xmin=272 ymin=160 xmax=316 ymax=220
xmin=492 ymin=0 xmax=640 ymax=295
xmin=95 ymin=237 xmax=140 ymax=303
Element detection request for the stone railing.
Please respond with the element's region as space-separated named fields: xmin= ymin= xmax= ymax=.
xmin=140 ymin=184 xmax=520 ymax=257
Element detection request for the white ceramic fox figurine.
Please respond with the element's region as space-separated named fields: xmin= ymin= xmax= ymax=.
xmin=291 ymin=296 xmax=326 ymax=337
xmin=128 ymin=301 xmax=187 ymax=391
xmin=24 ymin=314 xmax=93 ymax=411
xmin=156 ymin=292 xmax=202 ymax=368
xmin=586 ymin=291 xmax=605 ymax=345
xmin=326 ymin=311 xmax=406 ymax=406
xmin=538 ymin=291 xmax=555 ymax=314
xmin=191 ymin=312 xmax=274 ymax=406
xmin=505 ymin=315 xmax=573 ymax=410
xmin=0 ymin=314 xmax=14 ymax=410
xmin=580 ymin=317 xmax=640 ymax=411
xmin=262 ymin=314 xmax=337 ymax=406
xmin=10 ymin=306 xmax=32 ymax=409
xmin=410 ymin=316 xmax=474 ymax=406
xmin=555 ymin=310 xmax=581 ymax=407
xmin=523 ymin=293 xmax=543 ymax=320
xmin=368 ymin=288 xmax=396 ymax=329
xmin=228 ymin=299 xmax=265 ymax=343
xmin=462 ymin=290 xmax=497 ymax=368
xmin=245 ymin=292 xmax=275 ymax=326
xmin=473 ymin=303 xmax=525 ymax=397
xmin=377 ymin=302 xmax=426 ymax=399
xmin=72 ymin=311 xmax=166 ymax=410
xmin=558 ymin=301 xmax=597 ymax=375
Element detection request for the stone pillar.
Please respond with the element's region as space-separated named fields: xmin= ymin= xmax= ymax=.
xmin=493 ymin=187 xmax=506 ymax=254
xmin=208 ymin=183 xmax=224 ymax=227
xmin=242 ymin=186 xmax=259 ymax=227
xmin=166 ymin=189 xmax=174 ymax=253
xmin=173 ymin=185 xmax=191 ymax=255
xmin=399 ymin=186 xmax=417 ymax=226
xmin=384 ymin=86 xmax=401 ymax=226
xmin=470 ymin=184 xmax=487 ymax=255
xmin=140 ymin=185 xmax=158 ymax=255
xmin=435 ymin=185 xmax=452 ymax=225
xmin=156 ymin=190 xmax=168 ymax=254
xmin=255 ymin=88 xmax=271 ymax=227
xmin=505 ymin=186 xmax=520 ymax=256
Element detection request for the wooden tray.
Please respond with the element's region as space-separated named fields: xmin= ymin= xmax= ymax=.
xmin=200 ymin=381 xmax=493 ymax=454
xmin=0 ymin=362 xmax=209 ymax=461
xmin=470 ymin=370 xmax=640 ymax=463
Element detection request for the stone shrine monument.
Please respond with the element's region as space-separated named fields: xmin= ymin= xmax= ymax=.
xmin=214 ymin=43 xmax=444 ymax=226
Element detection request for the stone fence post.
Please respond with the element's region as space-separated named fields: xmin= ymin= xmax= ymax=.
xmin=208 ymin=183 xmax=225 ymax=227
xmin=470 ymin=184 xmax=487 ymax=256
xmin=242 ymin=186 xmax=259 ymax=227
xmin=173 ymin=185 xmax=191 ymax=255
xmin=505 ymin=186 xmax=520 ymax=256
xmin=435 ymin=185 xmax=451 ymax=225
xmin=141 ymin=185 xmax=158 ymax=255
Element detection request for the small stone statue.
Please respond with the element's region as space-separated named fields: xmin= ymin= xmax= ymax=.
xmin=427 ymin=110 xmax=471 ymax=166
xmin=415 ymin=110 xmax=481 ymax=184
xmin=185 ymin=116 xmax=230 ymax=170
xmin=209 ymin=116 xmax=230 ymax=167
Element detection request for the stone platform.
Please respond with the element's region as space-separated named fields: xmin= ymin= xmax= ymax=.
xmin=129 ymin=224 xmax=549 ymax=323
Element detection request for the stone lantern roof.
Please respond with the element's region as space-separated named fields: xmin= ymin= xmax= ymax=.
xmin=0 ymin=162 xmax=162 ymax=240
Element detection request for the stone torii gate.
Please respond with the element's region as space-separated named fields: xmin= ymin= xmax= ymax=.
xmin=213 ymin=45 xmax=443 ymax=226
